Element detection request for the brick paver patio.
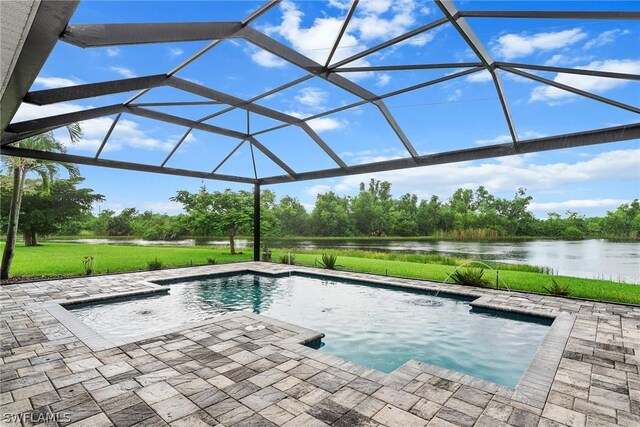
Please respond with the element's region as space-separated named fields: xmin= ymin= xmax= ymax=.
xmin=1 ymin=262 xmax=638 ymax=426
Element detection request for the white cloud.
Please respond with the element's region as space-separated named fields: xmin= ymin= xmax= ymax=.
xmin=295 ymin=87 xmax=328 ymax=109
xmin=492 ymin=28 xmax=587 ymax=60
xmin=360 ymin=0 xmax=393 ymax=15
xmin=265 ymin=1 xmax=354 ymax=65
xmin=474 ymin=134 xmax=512 ymax=146
xmin=106 ymin=48 xmax=121 ymax=57
xmin=306 ymin=117 xmax=346 ymax=133
xmin=306 ymin=184 xmax=331 ymax=196
xmin=144 ymin=201 xmax=184 ymax=214
xmin=249 ymin=48 xmax=287 ymax=68
xmin=339 ymin=147 xmax=405 ymax=164
xmin=474 ymin=131 xmax=545 ymax=146
xmin=376 ymin=73 xmax=391 ymax=87
xmin=352 ymin=0 xmax=421 ymax=43
xmin=327 ymin=0 xmax=350 ymax=10
xmin=544 ymin=54 xmax=594 ymax=67
xmin=109 ymin=66 xmax=137 ymax=78
xmin=447 ymin=89 xmax=462 ymax=102
xmin=318 ymin=148 xmax=640 ymax=201
xmin=286 ymin=87 xmax=348 ymax=132
xmin=530 ymin=199 xmax=628 ymax=212
xmin=584 ymin=29 xmax=631 ymax=50
xmin=466 ymin=70 xmax=492 ymax=83
xmin=530 ymin=59 xmax=640 ymax=104
xmin=33 ymin=76 xmax=83 ymax=88
xmin=167 ymin=47 xmax=184 ymax=58
xmin=264 ymin=0 xmax=432 ymax=69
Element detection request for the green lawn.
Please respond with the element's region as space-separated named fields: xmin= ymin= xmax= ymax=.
xmin=1 ymin=243 xmax=252 ymax=277
xmin=1 ymin=243 xmax=638 ymax=305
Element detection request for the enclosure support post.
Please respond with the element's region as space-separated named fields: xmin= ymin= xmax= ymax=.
xmin=254 ymin=183 xmax=260 ymax=262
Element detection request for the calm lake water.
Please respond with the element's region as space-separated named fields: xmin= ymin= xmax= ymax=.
xmin=49 ymin=238 xmax=640 ymax=283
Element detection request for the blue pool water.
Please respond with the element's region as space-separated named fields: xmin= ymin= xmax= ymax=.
xmin=69 ymin=273 xmax=551 ymax=387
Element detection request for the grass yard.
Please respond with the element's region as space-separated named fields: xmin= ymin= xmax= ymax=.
xmin=1 ymin=243 xmax=252 ymax=277
xmin=1 ymin=242 xmax=638 ymax=305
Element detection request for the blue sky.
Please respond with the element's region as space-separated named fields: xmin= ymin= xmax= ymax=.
xmin=12 ymin=0 xmax=640 ymax=217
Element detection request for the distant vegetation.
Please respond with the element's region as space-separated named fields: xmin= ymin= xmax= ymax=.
xmin=4 ymin=178 xmax=637 ymax=244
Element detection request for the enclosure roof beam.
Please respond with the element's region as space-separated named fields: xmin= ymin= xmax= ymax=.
xmin=124 ymin=106 xmax=249 ymax=139
xmin=258 ymin=123 xmax=640 ymax=185
xmin=459 ymin=11 xmax=640 ymax=20
xmin=247 ymin=136 xmax=297 ymax=178
xmin=494 ymin=62 xmax=640 ymax=81
xmin=0 ymin=146 xmax=257 ymax=184
xmin=241 ymin=26 xmax=419 ymax=159
xmin=2 ymin=104 xmax=125 ymax=146
xmin=130 ymin=101 xmax=222 ymax=107
xmin=61 ymin=22 xmax=244 ymax=47
xmin=95 ymin=113 xmax=121 ymax=159
xmin=23 ymin=74 xmax=169 ymax=105
xmin=158 ymin=76 xmax=314 ymax=164
xmin=300 ymin=123 xmax=348 ymax=169
xmin=1 ymin=0 xmax=80 ymax=136
xmin=335 ymin=63 xmax=483 ymax=72
xmin=381 ymin=67 xmax=484 ymax=99
xmin=182 ymin=75 xmax=315 ymax=129
xmin=166 ymin=77 xmax=346 ymax=169
xmin=501 ymin=67 xmax=640 ymax=114
xmin=160 ymin=129 xmax=192 ymax=167
xmin=167 ymin=77 xmax=301 ymax=125
xmin=329 ymin=17 xmax=450 ymax=69
xmin=251 ymin=67 xmax=483 ymax=137
xmin=211 ymin=140 xmax=245 ymax=174
xmin=436 ymin=0 xmax=519 ymax=150
xmin=325 ymin=0 xmax=359 ymax=68
xmin=125 ymin=0 xmax=280 ymax=104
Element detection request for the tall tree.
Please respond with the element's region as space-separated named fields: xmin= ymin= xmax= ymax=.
xmin=260 ymin=189 xmax=281 ymax=238
xmin=274 ymin=195 xmax=309 ymax=236
xmin=1 ymin=128 xmax=80 ymax=279
xmin=172 ymin=187 xmax=253 ymax=254
xmin=311 ymin=192 xmax=353 ymax=236
xmin=6 ymin=178 xmax=104 ymax=246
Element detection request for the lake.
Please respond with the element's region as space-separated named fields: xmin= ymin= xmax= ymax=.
xmin=47 ymin=238 xmax=640 ymax=283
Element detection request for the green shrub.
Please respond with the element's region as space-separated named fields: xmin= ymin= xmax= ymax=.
xmin=82 ymin=256 xmax=95 ymax=275
xmin=542 ymin=278 xmax=571 ymax=296
xmin=318 ymin=254 xmax=338 ymax=269
xmin=279 ymin=254 xmax=296 ymax=265
xmin=147 ymin=257 xmax=163 ymax=271
xmin=449 ymin=267 xmax=491 ymax=287
xmin=207 ymin=257 xmax=216 ymax=265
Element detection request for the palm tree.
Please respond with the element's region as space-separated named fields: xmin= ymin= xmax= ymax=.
xmin=1 ymin=125 xmax=81 ymax=280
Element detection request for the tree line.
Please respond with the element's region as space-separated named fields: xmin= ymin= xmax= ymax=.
xmin=3 ymin=177 xmax=638 ymax=249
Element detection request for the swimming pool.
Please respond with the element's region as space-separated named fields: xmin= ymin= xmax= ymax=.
xmin=69 ymin=272 xmax=551 ymax=388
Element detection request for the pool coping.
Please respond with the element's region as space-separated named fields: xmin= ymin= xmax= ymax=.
xmin=42 ymin=265 xmax=575 ymax=410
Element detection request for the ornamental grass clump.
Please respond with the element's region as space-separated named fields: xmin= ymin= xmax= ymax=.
xmin=542 ymin=278 xmax=572 ymax=296
xmin=279 ymin=254 xmax=296 ymax=265
xmin=147 ymin=257 xmax=163 ymax=271
xmin=318 ymin=254 xmax=339 ymax=269
xmin=450 ymin=267 xmax=491 ymax=287
xmin=82 ymin=256 xmax=95 ymax=275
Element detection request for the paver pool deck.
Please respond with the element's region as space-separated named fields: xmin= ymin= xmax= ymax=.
xmin=1 ymin=262 xmax=638 ymax=426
